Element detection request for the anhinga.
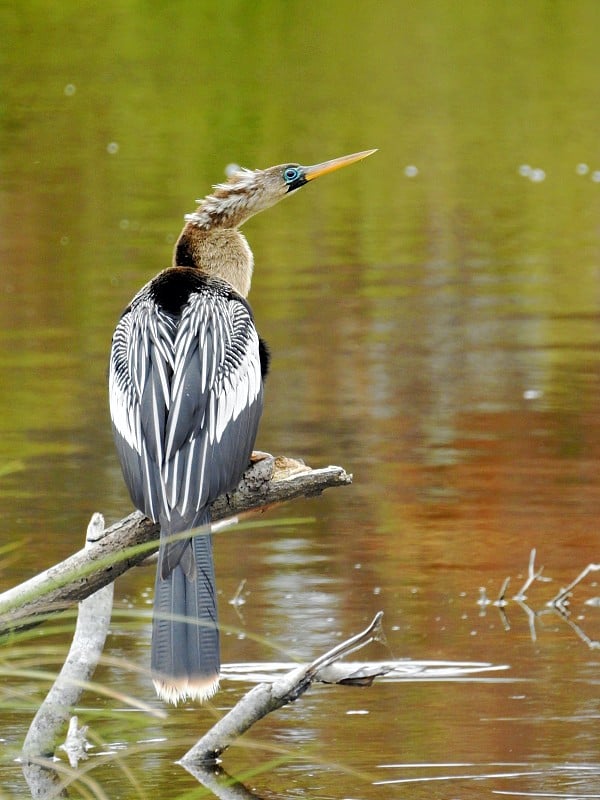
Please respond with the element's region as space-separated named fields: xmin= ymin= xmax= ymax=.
xmin=109 ymin=148 xmax=376 ymax=704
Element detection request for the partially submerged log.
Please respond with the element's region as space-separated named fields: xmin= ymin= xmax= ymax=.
xmin=0 ymin=455 xmax=351 ymax=635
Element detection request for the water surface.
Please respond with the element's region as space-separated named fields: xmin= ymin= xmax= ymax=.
xmin=1 ymin=2 xmax=599 ymax=797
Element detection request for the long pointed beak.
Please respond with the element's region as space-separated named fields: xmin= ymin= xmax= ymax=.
xmin=303 ymin=149 xmax=377 ymax=181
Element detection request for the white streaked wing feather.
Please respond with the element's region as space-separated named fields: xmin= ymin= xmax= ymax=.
xmin=169 ymin=449 xmax=181 ymax=508
xmin=111 ymin=281 xmax=263 ymax=528
xmin=110 ymin=315 xmax=143 ymax=455
xmin=180 ymin=436 xmax=196 ymax=512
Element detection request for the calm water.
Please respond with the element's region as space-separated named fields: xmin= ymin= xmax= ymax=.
xmin=1 ymin=1 xmax=600 ymax=797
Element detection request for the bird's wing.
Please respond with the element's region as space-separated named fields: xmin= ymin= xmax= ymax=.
xmin=162 ymin=290 xmax=264 ymax=518
xmin=109 ymin=296 xmax=177 ymax=523
xmin=109 ymin=285 xmax=263 ymax=540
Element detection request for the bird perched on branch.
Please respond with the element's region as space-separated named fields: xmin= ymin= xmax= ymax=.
xmin=109 ymin=148 xmax=376 ymax=704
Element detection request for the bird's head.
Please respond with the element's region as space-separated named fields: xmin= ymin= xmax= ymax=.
xmin=185 ymin=149 xmax=377 ymax=230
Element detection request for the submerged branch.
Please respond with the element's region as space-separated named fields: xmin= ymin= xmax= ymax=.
xmin=181 ymin=612 xmax=384 ymax=766
xmin=0 ymin=456 xmax=351 ymax=635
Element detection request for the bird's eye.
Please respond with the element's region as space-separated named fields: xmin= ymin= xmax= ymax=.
xmin=283 ymin=166 xmax=300 ymax=184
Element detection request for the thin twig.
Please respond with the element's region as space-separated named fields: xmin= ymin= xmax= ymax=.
xmin=494 ymin=576 xmax=511 ymax=607
xmin=228 ymin=579 xmax=247 ymax=607
xmin=549 ymin=563 xmax=600 ymax=612
xmin=304 ymin=611 xmax=384 ymax=678
xmin=513 ymin=548 xmax=544 ymax=601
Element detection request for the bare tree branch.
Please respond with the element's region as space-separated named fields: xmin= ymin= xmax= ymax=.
xmin=0 ymin=456 xmax=351 ymax=634
xmin=180 ymin=612 xmax=384 ymax=766
xmin=21 ymin=514 xmax=113 ymax=799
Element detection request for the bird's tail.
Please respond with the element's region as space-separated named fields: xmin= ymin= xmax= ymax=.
xmin=151 ymin=511 xmax=220 ymax=705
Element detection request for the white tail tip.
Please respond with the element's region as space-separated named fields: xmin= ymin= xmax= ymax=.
xmin=153 ymin=674 xmax=220 ymax=706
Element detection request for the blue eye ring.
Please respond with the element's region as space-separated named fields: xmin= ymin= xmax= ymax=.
xmin=284 ymin=166 xmax=300 ymax=184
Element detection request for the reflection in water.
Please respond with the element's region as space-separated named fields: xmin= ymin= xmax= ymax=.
xmin=1 ymin=0 xmax=600 ymax=797
xmin=373 ymin=762 xmax=600 ymax=795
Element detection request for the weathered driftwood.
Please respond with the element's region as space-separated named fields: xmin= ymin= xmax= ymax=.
xmin=21 ymin=514 xmax=114 ymax=760
xmin=21 ymin=515 xmax=113 ymax=799
xmin=180 ymin=612 xmax=385 ymax=766
xmin=0 ymin=456 xmax=351 ymax=635
xmin=21 ymin=514 xmax=165 ymax=798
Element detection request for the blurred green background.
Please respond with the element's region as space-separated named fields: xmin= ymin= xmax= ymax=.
xmin=1 ymin=2 xmax=600 ymax=797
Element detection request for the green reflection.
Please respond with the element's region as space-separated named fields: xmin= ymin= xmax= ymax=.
xmin=1 ymin=0 xmax=599 ymax=533
xmin=1 ymin=2 xmax=600 ymax=793
xmin=1 ymin=1 xmax=599 ymax=521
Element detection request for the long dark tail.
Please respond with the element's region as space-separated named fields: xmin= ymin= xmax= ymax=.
xmin=151 ymin=510 xmax=220 ymax=704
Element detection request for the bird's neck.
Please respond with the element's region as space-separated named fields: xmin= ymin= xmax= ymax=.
xmin=173 ymin=225 xmax=254 ymax=298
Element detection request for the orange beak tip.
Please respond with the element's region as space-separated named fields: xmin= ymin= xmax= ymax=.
xmin=304 ymin=148 xmax=378 ymax=181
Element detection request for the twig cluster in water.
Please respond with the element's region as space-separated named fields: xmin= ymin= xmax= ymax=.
xmin=477 ymin=549 xmax=600 ymax=649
